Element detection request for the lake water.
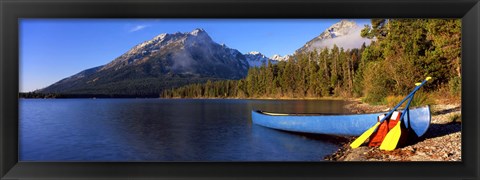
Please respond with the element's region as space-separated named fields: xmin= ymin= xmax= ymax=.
xmin=19 ymin=99 xmax=351 ymax=161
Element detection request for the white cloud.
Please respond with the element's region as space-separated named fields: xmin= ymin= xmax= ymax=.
xmin=308 ymin=26 xmax=371 ymax=51
xmin=129 ymin=25 xmax=149 ymax=32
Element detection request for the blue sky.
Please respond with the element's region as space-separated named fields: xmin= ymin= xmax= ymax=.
xmin=20 ymin=19 xmax=371 ymax=92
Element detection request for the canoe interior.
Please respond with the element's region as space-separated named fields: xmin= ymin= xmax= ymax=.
xmin=252 ymin=106 xmax=431 ymax=137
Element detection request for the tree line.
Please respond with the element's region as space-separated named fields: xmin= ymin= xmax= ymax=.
xmin=162 ymin=45 xmax=363 ymax=99
xmin=162 ymin=19 xmax=461 ymax=104
xmin=19 ymin=92 xmax=159 ymax=98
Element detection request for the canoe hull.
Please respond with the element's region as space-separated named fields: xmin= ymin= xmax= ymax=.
xmin=251 ymin=106 xmax=431 ymax=137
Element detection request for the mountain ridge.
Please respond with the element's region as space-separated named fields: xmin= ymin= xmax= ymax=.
xmin=38 ymin=28 xmax=251 ymax=95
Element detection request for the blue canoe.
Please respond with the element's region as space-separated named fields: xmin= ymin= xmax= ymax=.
xmin=251 ymin=106 xmax=431 ymax=137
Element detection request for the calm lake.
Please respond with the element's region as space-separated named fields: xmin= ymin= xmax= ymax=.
xmin=19 ymin=99 xmax=351 ymax=161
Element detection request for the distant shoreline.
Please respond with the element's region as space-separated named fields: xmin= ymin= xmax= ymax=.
xmin=19 ymin=92 xmax=360 ymax=100
xmin=18 ymin=93 xmax=158 ymax=99
xmin=19 ymin=95 xmax=354 ymax=101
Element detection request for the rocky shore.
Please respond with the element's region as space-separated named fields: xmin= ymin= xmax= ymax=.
xmin=324 ymin=100 xmax=461 ymax=161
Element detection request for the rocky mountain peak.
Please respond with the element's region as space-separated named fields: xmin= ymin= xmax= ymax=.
xmin=100 ymin=28 xmax=217 ymax=71
xmin=153 ymin=33 xmax=168 ymax=41
xmin=185 ymin=28 xmax=213 ymax=44
xmin=190 ymin=28 xmax=206 ymax=36
xmin=320 ymin=19 xmax=358 ymax=39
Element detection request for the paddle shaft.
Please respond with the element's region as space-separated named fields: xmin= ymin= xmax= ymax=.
xmin=400 ymin=94 xmax=414 ymax=120
xmin=378 ymin=79 xmax=429 ymax=123
xmin=402 ymin=94 xmax=414 ymax=128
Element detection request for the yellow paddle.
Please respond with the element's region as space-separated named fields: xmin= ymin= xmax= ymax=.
xmin=379 ymin=123 xmax=403 ymax=150
xmin=350 ymin=122 xmax=381 ymax=148
xmin=379 ymin=95 xmax=414 ymax=151
xmin=380 ymin=77 xmax=431 ymax=151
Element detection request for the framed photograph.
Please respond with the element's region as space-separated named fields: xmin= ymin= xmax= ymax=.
xmin=1 ymin=0 xmax=479 ymax=179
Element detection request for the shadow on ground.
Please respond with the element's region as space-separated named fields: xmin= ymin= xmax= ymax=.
xmin=432 ymin=106 xmax=461 ymax=115
xmin=401 ymin=122 xmax=461 ymax=147
xmin=421 ymin=123 xmax=461 ymax=139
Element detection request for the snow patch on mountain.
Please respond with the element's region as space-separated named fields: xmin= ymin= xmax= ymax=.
xmin=271 ymin=54 xmax=290 ymax=61
xmin=190 ymin=28 xmax=205 ymax=36
xmin=185 ymin=28 xmax=213 ymax=45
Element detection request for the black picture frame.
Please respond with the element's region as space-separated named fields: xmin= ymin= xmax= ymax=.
xmin=1 ymin=0 xmax=479 ymax=179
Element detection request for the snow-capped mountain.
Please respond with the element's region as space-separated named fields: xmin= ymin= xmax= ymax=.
xmin=244 ymin=51 xmax=276 ymax=67
xmin=296 ymin=19 xmax=371 ymax=53
xmin=270 ymin=54 xmax=290 ymax=61
xmin=100 ymin=28 xmax=248 ymax=73
xmin=244 ymin=51 xmax=293 ymax=67
xmin=39 ymin=28 xmax=251 ymax=95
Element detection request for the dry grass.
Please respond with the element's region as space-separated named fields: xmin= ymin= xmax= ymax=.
xmin=430 ymin=86 xmax=461 ymax=104
xmin=383 ymin=95 xmax=404 ymax=107
xmin=382 ymin=90 xmax=435 ymax=108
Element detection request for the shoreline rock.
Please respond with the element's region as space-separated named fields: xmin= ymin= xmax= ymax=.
xmin=324 ymin=101 xmax=461 ymax=161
